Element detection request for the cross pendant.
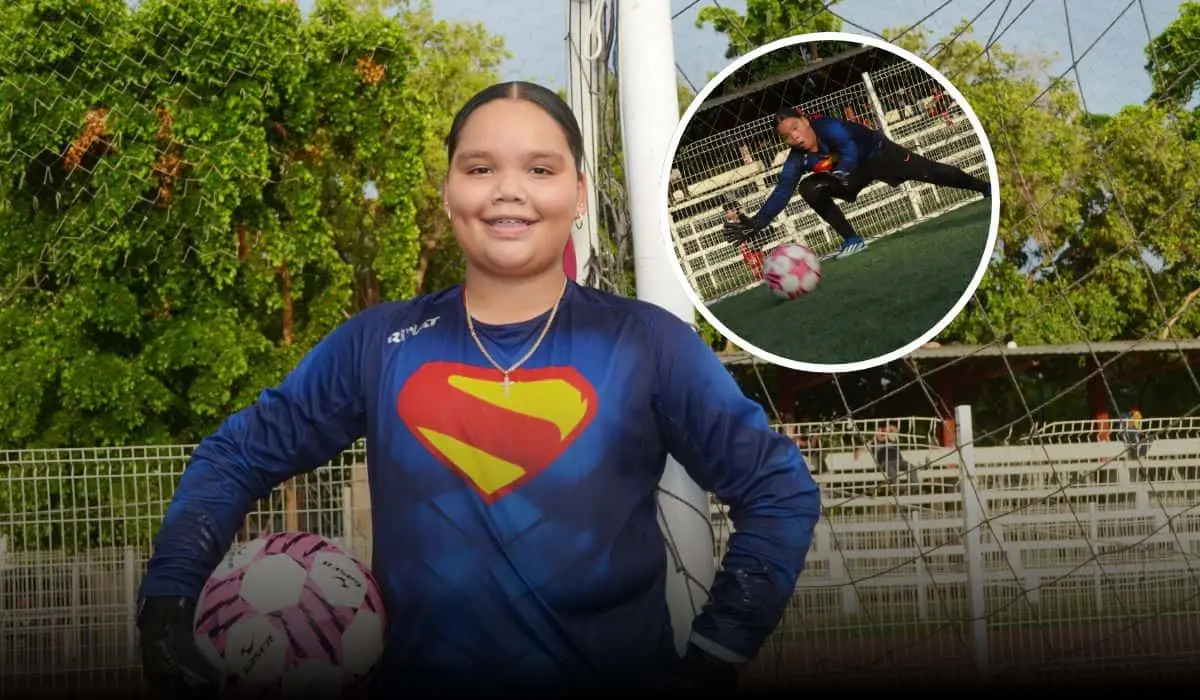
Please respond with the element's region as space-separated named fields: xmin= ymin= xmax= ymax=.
xmin=502 ymin=372 xmax=511 ymax=397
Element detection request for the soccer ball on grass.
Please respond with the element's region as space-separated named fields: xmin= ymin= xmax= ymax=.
xmin=762 ymin=242 xmax=822 ymax=300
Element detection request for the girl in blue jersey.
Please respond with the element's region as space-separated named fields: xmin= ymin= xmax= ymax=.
xmin=727 ymin=106 xmax=992 ymax=259
xmin=136 ymin=81 xmax=821 ymax=698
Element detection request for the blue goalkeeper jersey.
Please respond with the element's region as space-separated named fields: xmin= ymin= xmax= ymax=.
xmin=139 ymin=282 xmax=821 ymax=693
xmin=754 ymin=116 xmax=887 ymax=227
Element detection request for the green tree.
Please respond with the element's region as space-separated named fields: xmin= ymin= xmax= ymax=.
xmin=879 ymin=24 xmax=1095 ymax=345
xmin=697 ymin=8 xmax=1200 ymax=346
xmin=1073 ymin=104 xmax=1200 ymax=340
xmin=892 ymin=14 xmax=1200 ymax=427
xmin=0 ymin=0 xmax=426 ymax=450
xmin=920 ymin=23 xmax=1196 ymax=344
xmin=694 ymin=3 xmax=1200 ymax=429
xmin=695 ymin=0 xmax=843 ymax=85
xmin=385 ymin=1 xmax=510 ymax=294
xmin=349 ymin=1 xmax=511 ymax=294
xmin=1147 ymin=1 xmax=1200 ymax=109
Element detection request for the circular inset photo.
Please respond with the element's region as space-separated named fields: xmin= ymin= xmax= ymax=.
xmin=661 ymin=32 xmax=1000 ymax=373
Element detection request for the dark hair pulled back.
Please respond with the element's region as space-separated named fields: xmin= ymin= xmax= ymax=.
xmin=445 ymin=81 xmax=585 ymax=172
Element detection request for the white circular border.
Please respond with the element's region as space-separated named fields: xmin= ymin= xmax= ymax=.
xmin=659 ymin=31 xmax=1002 ymax=374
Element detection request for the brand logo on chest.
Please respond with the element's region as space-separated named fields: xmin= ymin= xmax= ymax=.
xmin=387 ymin=316 xmax=440 ymax=345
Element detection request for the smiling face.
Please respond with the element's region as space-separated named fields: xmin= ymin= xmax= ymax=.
xmin=444 ymin=98 xmax=584 ymax=279
xmin=778 ymin=115 xmax=817 ymax=151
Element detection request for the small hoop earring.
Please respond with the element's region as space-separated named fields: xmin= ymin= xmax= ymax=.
xmin=574 ymin=213 xmax=584 ymax=229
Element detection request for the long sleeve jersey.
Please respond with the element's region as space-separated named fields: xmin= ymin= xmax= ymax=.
xmin=139 ymin=281 xmax=821 ymax=693
xmin=753 ymin=116 xmax=887 ymax=228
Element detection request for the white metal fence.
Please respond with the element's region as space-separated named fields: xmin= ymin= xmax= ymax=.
xmin=3 ymin=408 xmax=1199 ymax=691
xmin=669 ymin=60 xmax=990 ymax=303
xmin=0 ymin=444 xmax=372 ymax=693
xmin=759 ymin=408 xmax=1200 ymax=684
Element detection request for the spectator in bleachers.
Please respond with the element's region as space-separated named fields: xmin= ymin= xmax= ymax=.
xmin=751 ymin=137 xmax=780 ymax=166
xmin=926 ymin=86 xmax=955 ymax=126
xmin=795 ymin=430 xmax=825 ymax=474
xmin=884 ymin=88 xmax=920 ymax=120
xmin=869 ymin=423 xmax=916 ymax=488
xmin=1120 ymin=408 xmax=1151 ymax=459
xmin=842 ymin=104 xmax=875 ymax=129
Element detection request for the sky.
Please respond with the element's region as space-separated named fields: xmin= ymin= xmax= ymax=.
xmin=294 ymin=0 xmax=1190 ymax=117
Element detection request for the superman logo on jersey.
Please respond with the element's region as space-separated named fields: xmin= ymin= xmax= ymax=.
xmin=812 ymin=152 xmax=839 ymax=173
xmin=396 ymin=361 xmax=598 ymax=504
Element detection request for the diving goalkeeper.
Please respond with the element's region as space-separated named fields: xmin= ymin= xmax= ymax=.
xmin=727 ymin=106 xmax=991 ymax=260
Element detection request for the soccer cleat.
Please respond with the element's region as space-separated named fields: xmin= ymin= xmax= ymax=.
xmin=836 ymin=237 xmax=868 ymax=259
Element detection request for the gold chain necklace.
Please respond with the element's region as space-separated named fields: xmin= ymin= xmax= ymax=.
xmin=464 ymin=278 xmax=568 ymax=397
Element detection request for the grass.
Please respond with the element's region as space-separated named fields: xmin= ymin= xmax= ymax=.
xmin=709 ymin=200 xmax=992 ymax=366
xmin=772 ymin=577 xmax=1200 ymax=641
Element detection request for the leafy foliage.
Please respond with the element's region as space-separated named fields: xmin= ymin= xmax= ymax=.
xmin=385 ymin=0 xmax=510 ymax=295
xmin=0 ymin=0 xmax=427 ymax=449
xmin=1147 ymin=1 xmax=1200 ymax=108
xmin=696 ymin=2 xmax=1200 ymax=426
xmin=883 ymin=23 xmax=1200 ymax=346
xmin=695 ymin=0 xmax=843 ymax=84
xmin=698 ymin=3 xmax=1199 ymax=347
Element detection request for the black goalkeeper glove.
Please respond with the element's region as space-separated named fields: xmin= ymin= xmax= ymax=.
xmin=722 ymin=210 xmax=760 ymax=247
xmin=660 ymin=643 xmax=741 ymax=696
xmin=138 ymin=596 xmax=223 ymax=699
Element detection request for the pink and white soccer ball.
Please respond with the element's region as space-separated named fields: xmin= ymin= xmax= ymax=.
xmin=763 ymin=243 xmax=822 ymax=300
xmin=193 ymin=532 xmax=386 ymax=697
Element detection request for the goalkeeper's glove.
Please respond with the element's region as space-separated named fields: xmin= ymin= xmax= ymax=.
xmin=138 ymin=596 xmax=223 ymax=699
xmin=661 ymin=642 xmax=740 ymax=694
xmin=723 ymin=210 xmax=761 ymax=246
xmin=829 ymin=169 xmax=851 ymax=187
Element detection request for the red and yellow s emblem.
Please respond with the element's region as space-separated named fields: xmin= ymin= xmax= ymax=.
xmin=396 ymin=362 xmax=598 ymax=503
xmin=813 ymin=153 xmax=839 ymax=173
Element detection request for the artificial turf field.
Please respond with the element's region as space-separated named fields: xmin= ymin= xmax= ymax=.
xmin=709 ymin=200 xmax=993 ymax=366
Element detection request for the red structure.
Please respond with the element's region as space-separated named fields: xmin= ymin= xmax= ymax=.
xmin=563 ymin=236 xmax=577 ymax=281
